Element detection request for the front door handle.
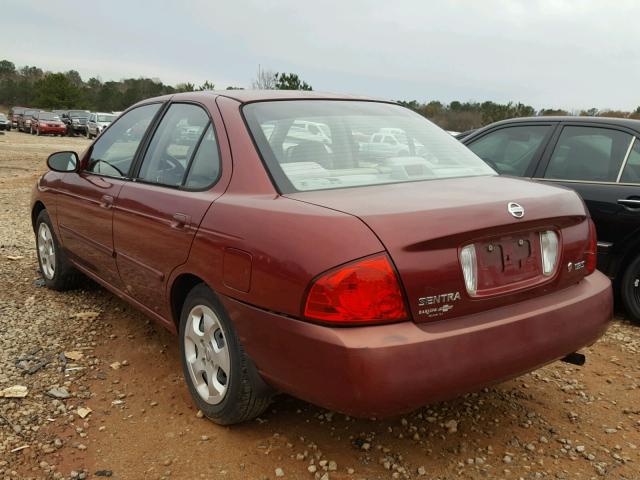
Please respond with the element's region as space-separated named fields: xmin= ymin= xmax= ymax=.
xmin=99 ymin=195 xmax=114 ymax=209
xmin=171 ymin=213 xmax=190 ymax=229
xmin=617 ymin=198 xmax=640 ymax=209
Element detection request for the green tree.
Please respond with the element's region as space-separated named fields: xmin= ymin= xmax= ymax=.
xmin=34 ymin=73 xmax=81 ymax=109
xmin=196 ymin=80 xmax=215 ymax=91
xmin=274 ymin=72 xmax=312 ymax=91
xmin=0 ymin=60 xmax=16 ymax=77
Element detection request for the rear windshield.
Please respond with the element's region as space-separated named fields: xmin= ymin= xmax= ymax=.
xmin=243 ymin=100 xmax=495 ymax=193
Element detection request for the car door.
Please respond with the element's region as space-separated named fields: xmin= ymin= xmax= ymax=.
xmin=55 ymin=103 xmax=163 ymax=286
xmin=113 ymin=102 xmax=225 ymax=318
xmin=534 ymin=123 xmax=640 ymax=267
xmin=464 ymin=123 xmax=558 ymax=177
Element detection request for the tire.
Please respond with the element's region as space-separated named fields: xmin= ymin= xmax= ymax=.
xmin=621 ymin=254 xmax=640 ymax=325
xmin=179 ymin=284 xmax=272 ymax=425
xmin=35 ymin=210 xmax=81 ymax=291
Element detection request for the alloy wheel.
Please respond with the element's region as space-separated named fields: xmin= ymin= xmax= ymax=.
xmin=183 ymin=304 xmax=231 ymax=405
xmin=37 ymin=223 xmax=56 ymax=279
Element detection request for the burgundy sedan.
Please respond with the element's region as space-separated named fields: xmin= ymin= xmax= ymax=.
xmin=31 ymin=91 xmax=612 ymax=425
xmin=31 ymin=111 xmax=66 ymax=136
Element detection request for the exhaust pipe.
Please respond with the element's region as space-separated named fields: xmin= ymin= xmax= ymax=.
xmin=561 ymin=352 xmax=585 ymax=366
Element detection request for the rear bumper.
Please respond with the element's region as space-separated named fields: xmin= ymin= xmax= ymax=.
xmin=223 ymin=271 xmax=612 ymax=417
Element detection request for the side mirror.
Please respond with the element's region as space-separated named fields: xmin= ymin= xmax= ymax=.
xmin=47 ymin=151 xmax=79 ymax=172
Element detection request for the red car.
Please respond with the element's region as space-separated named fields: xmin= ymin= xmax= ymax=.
xmin=31 ymin=111 xmax=66 ymax=136
xmin=32 ymin=91 xmax=612 ymax=425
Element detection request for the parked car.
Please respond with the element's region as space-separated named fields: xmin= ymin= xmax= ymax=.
xmin=0 ymin=113 xmax=9 ymax=131
xmin=30 ymin=111 xmax=66 ymax=136
xmin=86 ymin=112 xmax=117 ymax=139
xmin=462 ymin=116 xmax=640 ymax=323
xmin=32 ymin=91 xmax=612 ymax=425
xmin=9 ymin=106 xmax=27 ymax=128
xmin=18 ymin=109 xmax=39 ymax=132
xmin=61 ymin=110 xmax=90 ymax=135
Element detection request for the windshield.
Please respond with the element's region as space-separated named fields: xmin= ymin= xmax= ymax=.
xmin=39 ymin=113 xmax=59 ymax=121
xmin=0 ymin=114 xmax=6 ymax=120
xmin=97 ymin=114 xmax=116 ymax=122
xmin=69 ymin=111 xmax=88 ymax=117
xmin=244 ymin=100 xmax=495 ymax=193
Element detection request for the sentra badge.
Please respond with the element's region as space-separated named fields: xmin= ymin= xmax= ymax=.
xmin=418 ymin=292 xmax=461 ymax=306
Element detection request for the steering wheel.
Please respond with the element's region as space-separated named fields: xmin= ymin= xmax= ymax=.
xmin=93 ymin=159 xmax=124 ymax=177
xmin=160 ymin=153 xmax=185 ymax=176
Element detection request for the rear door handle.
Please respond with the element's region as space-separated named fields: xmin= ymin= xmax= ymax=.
xmin=171 ymin=213 xmax=190 ymax=229
xmin=617 ymin=198 xmax=640 ymax=209
xmin=99 ymin=195 xmax=114 ymax=209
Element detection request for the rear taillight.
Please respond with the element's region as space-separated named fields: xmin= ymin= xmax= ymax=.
xmin=303 ymin=254 xmax=408 ymax=324
xmin=539 ymin=230 xmax=559 ymax=276
xmin=460 ymin=244 xmax=478 ymax=295
xmin=585 ymin=219 xmax=597 ymax=274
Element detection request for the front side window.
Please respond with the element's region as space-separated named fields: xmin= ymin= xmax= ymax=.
xmin=86 ymin=103 xmax=161 ymax=177
xmin=544 ymin=126 xmax=632 ymax=182
xmin=620 ymin=138 xmax=640 ymax=183
xmin=468 ymin=125 xmax=551 ymax=176
xmin=137 ymin=104 xmax=210 ymax=187
xmin=243 ymin=100 xmax=495 ymax=192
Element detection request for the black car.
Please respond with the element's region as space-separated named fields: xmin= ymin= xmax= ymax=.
xmin=61 ymin=110 xmax=90 ymax=135
xmin=462 ymin=116 xmax=640 ymax=323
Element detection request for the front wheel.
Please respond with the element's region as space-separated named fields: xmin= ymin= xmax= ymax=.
xmin=179 ymin=284 xmax=272 ymax=425
xmin=621 ymin=254 xmax=640 ymax=324
xmin=35 ymin=210 xmax=81 ymax=291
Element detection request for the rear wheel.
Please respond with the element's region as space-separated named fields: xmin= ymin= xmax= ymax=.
xmin=35 ymin=210 xmax=81 ymax=291
xmin=179 ymin=284 xmax=272 ymax=425
xmin=621 ymin=254 xmax=640 ymax=325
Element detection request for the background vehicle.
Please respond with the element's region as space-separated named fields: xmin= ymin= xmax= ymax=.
xmin=61 ymin=110 xmax=90 ymax=135
xmin=18 ymin=108 xmax=39 ymax=132
xmin=462 ymin=116 xmax=640 ymax=323
xmin=30 ymin=111 xmax=66 ymax=136
xmin=9 ymin=106 xmax=26 ymax=128
xmin=32 ymin=91 xmax=611 ymax=425
xmin=86 ymin=112 xmax=117 ymax=139
xmin=0 ymin=113 xmax=9 ymax=131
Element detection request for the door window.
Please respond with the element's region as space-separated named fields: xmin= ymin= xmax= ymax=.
xmin=137 ymin=104 xmax=210 ymax=187
xmin=467 ymin=125 xmax=551 ymax=176
xmin=183 ymin=125 xmax=221 ymax=189
xmin=544 ymin=126 xmax=632 ymax=182
xmin=85 ymin=103 xmax=161 ymax=177
xmin=620 ymin=138 xmax=640 ymax=183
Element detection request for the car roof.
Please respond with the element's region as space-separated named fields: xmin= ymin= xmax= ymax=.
xmin=481 ymin=115 xmax=640 ymax=130
xmin=167 ymin=89 xmax=387 ymax=104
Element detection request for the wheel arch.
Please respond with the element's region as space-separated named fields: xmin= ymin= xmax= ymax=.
xmin=170 ymin=273 xmax=209 ymax=328
xmin=31 ymin=201 xmax=47 ymax=231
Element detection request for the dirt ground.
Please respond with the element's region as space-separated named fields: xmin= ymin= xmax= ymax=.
xmin=0 ymin=130 xmax=639 ymax=480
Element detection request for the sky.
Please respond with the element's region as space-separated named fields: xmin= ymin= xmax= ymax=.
xmin=3 ymin=0 xmax=640 ymax=111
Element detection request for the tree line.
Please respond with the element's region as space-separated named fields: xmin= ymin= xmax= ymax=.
xmin=2 ymin=59 xmax=640 ymax=131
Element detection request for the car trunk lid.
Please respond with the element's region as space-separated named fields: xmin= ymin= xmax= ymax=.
xmin=286 ymin=176 xmax=592 ymax=322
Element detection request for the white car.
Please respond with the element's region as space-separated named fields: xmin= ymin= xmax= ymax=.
xmin=86 ymin=112 xmax=117 ymax=139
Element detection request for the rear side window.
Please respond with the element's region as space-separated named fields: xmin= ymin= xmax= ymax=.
xmin=86 ymin=103 xmax=161 ymax=178
xmin=137 ymin=104 xmax=209 ymax=187
xmin=184 ymin=125 xmax=221 ymax=189
xmin=544 ymin=126 xmax=632 ymax=182
xmin=620 ymin=138 xmax=640 ymax=183
xmin=467 ymin=125 xmax=551 ymax=176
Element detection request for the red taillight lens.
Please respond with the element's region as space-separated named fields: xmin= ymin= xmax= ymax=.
xmin=585 ymin=219 xmax=597 ymax=274
xmin=304 ymin=254 xmax=408 ymax=324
